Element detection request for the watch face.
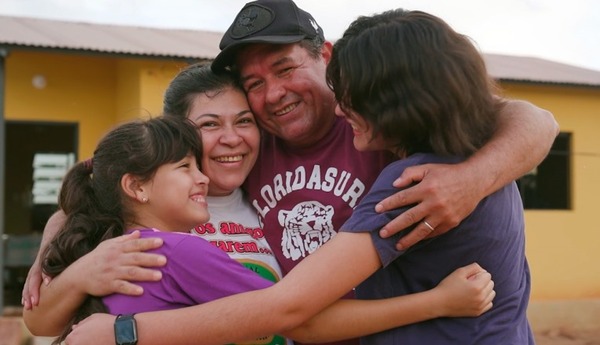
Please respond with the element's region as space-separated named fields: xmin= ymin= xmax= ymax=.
xmin=115 ymin=315 xmax=138 ymax=345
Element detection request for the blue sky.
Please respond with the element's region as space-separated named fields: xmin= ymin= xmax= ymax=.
xmin=2 ymin=0 xmax=599 ymax=71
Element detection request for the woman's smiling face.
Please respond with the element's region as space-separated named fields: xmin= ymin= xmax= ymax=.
xmin=334 ymin=104 xmax=386 ymax=152
xmin=187 ymin=87 xmax=260 ymax=196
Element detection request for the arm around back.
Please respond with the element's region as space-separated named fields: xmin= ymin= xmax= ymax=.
xmin=22 ymin=210 xmax=66 ymax=310
xmin=377 ymin=99 xmax=559 ymax=248
xmin=64 ymin=235 xmax=495 ymax=344
xmin=23 ymin=230 xmax=166 ymax=336
xmin=66 ymin=232 xmax=381 ymax=344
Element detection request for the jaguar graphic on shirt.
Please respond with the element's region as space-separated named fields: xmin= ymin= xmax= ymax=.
xmin=278 ymin=201 xmax=336 ymax=261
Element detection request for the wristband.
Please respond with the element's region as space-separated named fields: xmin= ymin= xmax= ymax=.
xmin=114 ymin=314 xmax=138 ymax=345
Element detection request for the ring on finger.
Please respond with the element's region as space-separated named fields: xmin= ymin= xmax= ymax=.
xmin=423 ymin=220 xmax=435 ymax=232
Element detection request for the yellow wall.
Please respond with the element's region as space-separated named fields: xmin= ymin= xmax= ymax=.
xmin=139 ymin=62 xmax=183 ymax=117
xmin=114 ymin=59 xmax=185 ymax=123
xmin=5 ymin=51 xmax=117 ymax=159
xmin=5 ymin=51 xmax=188 ymax=158
xmin=502 ymin=83 xmax=600 ymax=300
xmin=115 ymin=59 xmax=142 ymax=124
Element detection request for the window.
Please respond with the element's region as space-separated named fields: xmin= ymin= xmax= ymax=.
xmin=516 ymin=132 xmax=571 ymax=210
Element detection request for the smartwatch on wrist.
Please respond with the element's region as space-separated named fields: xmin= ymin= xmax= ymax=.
xmin=114 ymin=314 xmax=138 ymax=345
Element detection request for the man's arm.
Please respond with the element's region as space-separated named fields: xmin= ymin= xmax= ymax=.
xmin=377 ymin=99 xmax=559 ymax=248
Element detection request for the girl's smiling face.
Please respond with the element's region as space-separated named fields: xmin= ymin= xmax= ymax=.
xmin=187 ymin=87 xmax=260 ymax=196
xmin=141 ymin=154 xmax=210 ymax=232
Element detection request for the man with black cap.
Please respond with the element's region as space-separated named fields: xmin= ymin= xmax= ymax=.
xmin=210 ymin=0 xmax=557 ymax=279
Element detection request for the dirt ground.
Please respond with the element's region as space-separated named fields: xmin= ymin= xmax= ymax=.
xmin=23 ymin=327 xmax=600 ymax=345
xmin=16 ymin=322 xmax=600 ymax=345
xmin=535 ymin=329 xmax=600 ymax=345
xmin=529 ymin=299 xmax=600 ymax=344
xmin=3 ymin=305 xmax=600 ymax=345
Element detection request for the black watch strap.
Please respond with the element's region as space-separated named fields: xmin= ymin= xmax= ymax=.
xmin=114 ymin=314 xmax=138 ymax=345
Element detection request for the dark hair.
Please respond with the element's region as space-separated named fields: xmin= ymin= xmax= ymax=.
xmin=163 ymin=63 xmax=240 ymax=119
xmin=42 ymin=116 xmax=203 ymax=344
xmin=298 ymin=36 xmax=326 ymax=59
xmin=327 ymin=9 xmax=504 ymax=157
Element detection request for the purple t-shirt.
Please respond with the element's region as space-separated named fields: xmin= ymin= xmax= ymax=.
xmin=341 ymin=153 xmax=534 ymax=344
xmin=103 ymin=229 xmax=272 ymax=314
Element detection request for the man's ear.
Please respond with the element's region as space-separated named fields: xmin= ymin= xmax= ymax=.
xmin=121 ymin=173 xmax=146 ymax=202
xmin=321 ymin=41 xmax=333 ymax=64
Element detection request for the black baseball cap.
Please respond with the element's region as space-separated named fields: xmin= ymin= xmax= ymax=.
xmin=212 ymin=0 xmax=324 ymax=73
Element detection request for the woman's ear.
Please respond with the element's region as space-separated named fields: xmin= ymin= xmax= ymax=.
xmin=121 ymin=173 xmax=148 ymax=203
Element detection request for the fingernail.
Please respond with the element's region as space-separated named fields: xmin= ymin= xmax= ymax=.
xmin=153 ymin=271 xmax=163 ymax=280
xmin=158 ymin=255 xmax=167 ymax=264
xmin=375 ymin=204 xmax=383 ymax=213
xmin=379 ymin=228 xmax=388 ymax=238
xmin=21 ymin=298 xmax=25 ymax=306
xmin=43 ymin=277 xmax=50 ymax=285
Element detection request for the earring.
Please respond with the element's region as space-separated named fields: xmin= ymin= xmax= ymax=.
xmin=142 ymin=197 xmax=148 ymax=203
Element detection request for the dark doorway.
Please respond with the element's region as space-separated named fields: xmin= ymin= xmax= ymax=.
xmin=3 ymin=120 xmax=78 ymax=306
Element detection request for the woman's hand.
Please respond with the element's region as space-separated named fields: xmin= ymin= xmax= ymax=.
xmin=22 ymin=211 xmax=67 ymax=310
xmin=22 ymin=251 xmax=49 ymax=310
xmin=75 ymin=231 xmax=167 ymax=296
xmin=65 ymin=313 xmax=116 ymax=345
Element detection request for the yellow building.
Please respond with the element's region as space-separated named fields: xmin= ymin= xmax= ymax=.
xmin=1 ymin=15 xmax=599 ymax=337
xmin=0 ymin=16 xmax=221 ymax=310
xmin=482 ymin=54 xmax=600 ymax=301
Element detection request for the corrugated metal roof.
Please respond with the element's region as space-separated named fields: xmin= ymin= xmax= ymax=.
xmin=0 ymin=15 xmax=221 ymax=59
xmin=1 ymin=15 xmax=600 ymax=87
xmin=483 ymin=54 xmax=600 ymax=87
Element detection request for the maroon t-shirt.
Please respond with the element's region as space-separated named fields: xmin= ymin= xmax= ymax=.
xmin=245 ymin=117 xmax=392 ymax=345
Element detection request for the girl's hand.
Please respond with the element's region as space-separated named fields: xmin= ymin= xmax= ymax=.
xmin=434 ymin=262 xmax=496 ymax=317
